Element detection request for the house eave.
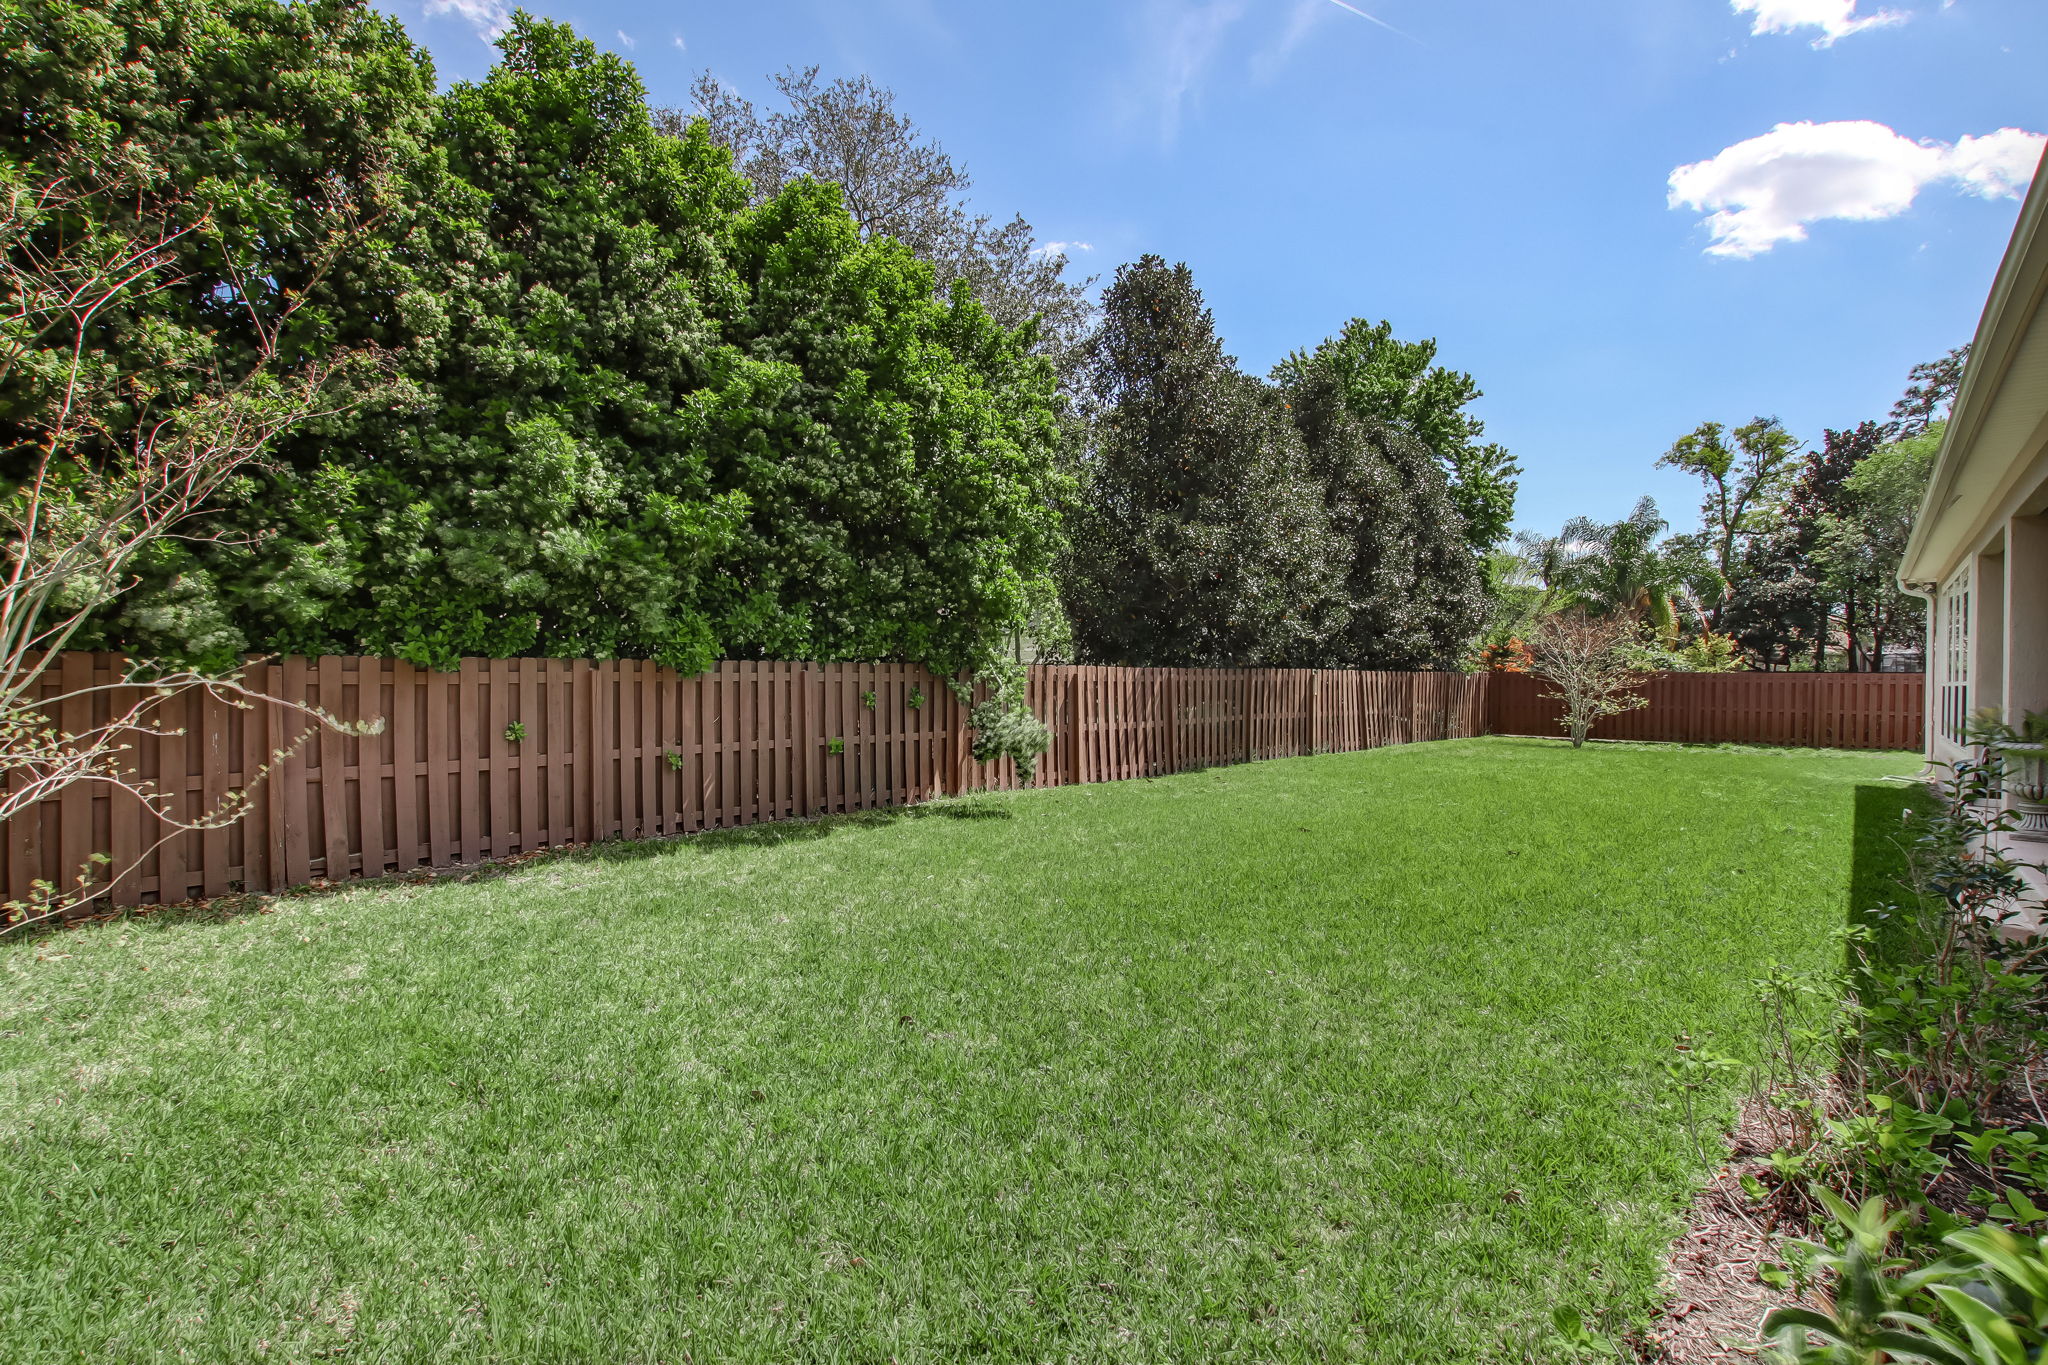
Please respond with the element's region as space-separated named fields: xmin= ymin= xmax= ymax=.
xmin=1899 ymin=144 xmax=2048 ymax=588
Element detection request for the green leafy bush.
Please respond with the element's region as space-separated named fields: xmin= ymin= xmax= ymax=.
xmin=1738 ymin=740 xmax=2048 ymax=1355
xmin=967 ymin=697 xmax=1050 ymax=783
xmin=1763 ymin=1194 xmax=2048 ymax=1364
xmin=12 ymin=8 xmax=1067 ymax=684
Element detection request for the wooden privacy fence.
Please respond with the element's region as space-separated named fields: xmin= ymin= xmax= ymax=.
xmin=4 ymin=656 xmax=1488 ymax=911
xmin=1486 ymin=670 xmax=1924 ymax=751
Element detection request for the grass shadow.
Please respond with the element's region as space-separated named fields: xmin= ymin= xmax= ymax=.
xmin=14 ymin=793 xmax=1025 ymax=942
xmin=1848 ymin=778 xmax=1923 ymax=972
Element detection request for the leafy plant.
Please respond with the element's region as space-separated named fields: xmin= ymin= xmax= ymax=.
xmin=968 ymin=697 xmax=1050 ymax=783
xmin=1546 ymin=1305 xmax=1627 ymax=1360
xmin=665 ymin=751 xmax=685 ymax=771
xmin=906 ymin=686 xmax=924 ymax=711
xmin=1763 ymin=1194 xmax=2048 ymax=1365
xmin=503 ymin=720 xmax=527 ymax=745
xmin=862 ymin=690 xmax=877 ymax=710
xmin=1966 ymin=706 xmax=2048 ymax=749
xmin=1663 ymin=1033 xmax=1744 ymax=1161
xmin=827 ymin=736 xmax=844 ymax=756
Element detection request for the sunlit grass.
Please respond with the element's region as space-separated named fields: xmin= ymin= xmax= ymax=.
xmin=0 ymin=737 xmax=1914 ymax=1362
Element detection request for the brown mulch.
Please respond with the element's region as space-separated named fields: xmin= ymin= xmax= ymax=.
xmin=1636 ymin=1100 xmax=1810 ymax=1364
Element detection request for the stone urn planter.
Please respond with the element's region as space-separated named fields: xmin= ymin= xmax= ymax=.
xmin=1997 ymin=740 xmax=2048 ymax=839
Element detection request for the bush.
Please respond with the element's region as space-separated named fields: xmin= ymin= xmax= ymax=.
xmin=1740 ymin=740 xmax=2048 ymax=1355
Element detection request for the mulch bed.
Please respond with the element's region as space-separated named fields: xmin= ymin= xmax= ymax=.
xmin=1635 ymin=1099 xmax=1807 ymax=1363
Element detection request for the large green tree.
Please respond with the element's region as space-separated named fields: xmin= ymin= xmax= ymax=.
xmin=1272 ymin=319 xmax=1519 ymax=552
xmin=0 ymin=0 xmax=438 ymax=468
xmin=164 ymin=17 xmax=754 ymax=669
xmin=1719 ymin=421 xmax=1889 ymax=670
xmin=11 ymin=10 xmax=1067 ymax=681
xmin=1062 ymin=257 xmax=1341 ymax=666
xmin=1277 ymin=346 xmax=1489 ymax=668
xmin=659 ymin=66 xmax=1094 ymax=389
xmin=1656 ymin=416 xmax=1801 ymax=618
xmin=1810 ymin=424 xmax=1939 ymax=670
xmin=1063 ymin=258 xmax=1485 ymax=669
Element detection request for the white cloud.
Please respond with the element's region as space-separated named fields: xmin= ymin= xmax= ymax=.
xmin=1731 ymin=0 xmax=1906 ymax=47
xmin=1033 ymin=240 xmax=1095 ymax=259
xmin=423 ymin=0 xmax=508 ymax=40
xmin=615 ymin=28 xmax=635 ymax=48
xmin=1945 ymin=128 xmax=2048 ymax=197
xmin=1668 ymin=120 xmax=2046 ymax=257
xmin=671 ymin=32 xmax=687 ymax=51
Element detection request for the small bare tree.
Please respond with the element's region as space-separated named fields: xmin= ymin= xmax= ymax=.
xmin=1527 ymin=613 xmax=1652 ymax=748
xmin=0 ymin=155 xmax=383 ymax=932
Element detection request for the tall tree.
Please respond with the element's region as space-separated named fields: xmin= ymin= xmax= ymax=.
xmin=1810 ymin=424 xmax=1940 ymax=670
xmin=1720 ymin=421 xmax=1890 ymax=670
xmin=29 ymin=14 xmax=1068 ymax=683
xmin=1657 ymin=416 xmax=1800 ymax=622
xmin=1891 ymin=345 xmax=1969 ymax=436
xmin=1062 ymin=257 xmax=1342 ymax=666
xmin=656 ymin=67 xmax=1094 ymax=385
xmin=1278 ymin=347 xmax=1489 ymax=667
xmin=1271 ymin=319 xmax=1519 ymax=551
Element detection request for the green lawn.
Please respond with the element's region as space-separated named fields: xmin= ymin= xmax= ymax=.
xmin=0 ymin=737 xmax=1913 ymax=1363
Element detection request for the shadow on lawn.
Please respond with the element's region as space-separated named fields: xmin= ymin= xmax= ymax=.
xmin=1848 ymin=778 xmax=1921 ymax=970
xmin=23 ymin=794 xmax=1022 ymax=940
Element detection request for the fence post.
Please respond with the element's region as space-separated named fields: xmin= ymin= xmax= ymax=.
xmin=1309 ymin=671 xmax=1321 ymax=755
xmin=1243 ymin=670 xmax=1255 ymax=765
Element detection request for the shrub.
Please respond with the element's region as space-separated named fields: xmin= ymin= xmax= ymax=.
xmin=1527 ymin=613 xmax=1652 ymax=747
xmin=1742 ymin=740 xmax=2048 ymax=1355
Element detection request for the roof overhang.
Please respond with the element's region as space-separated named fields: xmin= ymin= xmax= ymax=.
xmin=1899 ymin=145 xmax=2048 ymax=590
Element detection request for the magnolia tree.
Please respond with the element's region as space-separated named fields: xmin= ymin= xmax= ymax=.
xmin=0 ymin=157 xmax=380 ymax=931
xmin=1528 ymin=613 xmax=1652 ymax=748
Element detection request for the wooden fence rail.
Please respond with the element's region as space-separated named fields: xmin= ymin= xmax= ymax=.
xmin=3 ymin=657 xmax=1921 ymax=913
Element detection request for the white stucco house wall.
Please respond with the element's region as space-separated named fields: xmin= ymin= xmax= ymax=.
xmin=1899 ymin=146 xmax=2048 ymax=884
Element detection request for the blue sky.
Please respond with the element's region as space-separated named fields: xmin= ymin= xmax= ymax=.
xmin=386 ymin=0 xmax=2046 ymax=539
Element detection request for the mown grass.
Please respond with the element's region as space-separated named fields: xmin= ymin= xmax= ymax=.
xmin=0 ymin=737 xmax=1914 ymax=1363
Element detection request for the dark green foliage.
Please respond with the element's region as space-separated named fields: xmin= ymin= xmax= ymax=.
xmin=966 ymin=695 xmax=1049 ymax=782
xmin=204 ymin=19 xmax=756 ymax=671
xmin=1273 ymin=317 xmax=1519 ymax=552
xmin=1062 ymin=258 xmax=1484 ymax=669
xmin=1723 ymin=422 xmax=1890 ymax=668
xmin=1062 ymin=258 xmax=1341 ymax=666
xmin=6 ymin=5 xmax=1066 ymax=680
xmin=1722 ymin=420 xmax=1930 ymax=671
xmin=0 ymin=0 xmax=439 ymax=472
xmin=1278 ymin=335 xmax=1490 ymax=667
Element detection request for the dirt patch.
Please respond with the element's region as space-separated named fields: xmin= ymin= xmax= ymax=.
xmin=1636 ymin=1101 xmax=1805 ymax=1363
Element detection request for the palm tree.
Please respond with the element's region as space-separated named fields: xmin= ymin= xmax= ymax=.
xmin=1509 ymin=529 xmax=1575 ymax=613
xmin=1559 ymin=498 xmax=1689 ymax=634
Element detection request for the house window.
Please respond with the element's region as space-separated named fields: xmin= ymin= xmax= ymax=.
xmin=1939 ymin=571 xmax=1970 ymax=744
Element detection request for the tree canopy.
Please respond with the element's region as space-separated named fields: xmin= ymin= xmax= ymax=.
xmin=7 ymin=6 xmax=1068 ymax=682
xmin=6 ymin=0 xmax=1509 ymax=681
xmin=1063 ymin=258 xmax=1484 ymax=669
